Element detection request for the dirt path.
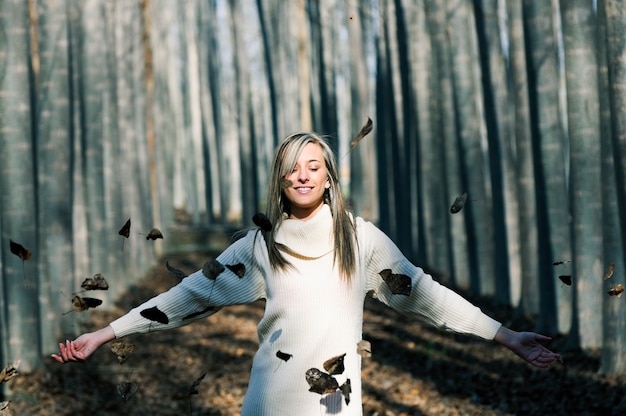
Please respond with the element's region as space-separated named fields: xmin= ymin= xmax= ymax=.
xmin=4 ymin=252 xmax=626 ymax=415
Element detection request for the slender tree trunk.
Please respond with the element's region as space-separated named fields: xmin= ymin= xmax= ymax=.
xmin=561 ymin=0 xmax=603 ymax=350
xmin=346 ymin=0 xmax=378 ymax=221
xmin=0 ymin=0 xmax=41 ymax=372
xmin=474 ymin=0 xmax=517 ymax=305
xmin=523 ymin=0 xmax=570 ymax=335
xmin=602 ymin=0 xmax=626 ymax=375
xmin=508 ymin=0 xmax=539 ymax=318
xmin=34 ymin=0 xmax=74 ymax=347
xmin=424 ymin=0 xmax=469 ymax=289
xmin=446 ymin=0 xmax=495 ymax=296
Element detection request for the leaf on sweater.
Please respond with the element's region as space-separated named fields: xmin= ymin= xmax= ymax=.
xmin=166 ymin=260 xmax=187 ymax=281
xmin=140 ymin=305 xmax=169 ymax=324
xmin=252 ymin=213 xmax=273 ymax=232
xmin=276 ymin=350 xmax=293 ymax=362
xmin=145 ymin=228 xmax=163 ymax=240
xmin=604 ymin=263 xmax=615 ymax=280
xmin=202 ymin=259 xmax=225 ymax=280
xmin=379 ymin=269 xmax=412 ymax=296
xmin=449 ymin=193 xmax=468 ymax=214
xmin=182 ymin=306 xmax=218 ymax=321
xmin=226 ymin=263 xmax=246 ymax=278
xmin=111 ymin=341 xmax=135 ymax=364
xmin=189 ymin=372 xmax=207 ymax=395
xmin=0 ymin=360 xmax=20 ymax=384
xmin=81 ymin=273 xmax=109 ymax=290
xmin=116 ymin=381 xmax=138 ymax=400
xmin=305 ymin=368 xmax=351 ymax=405
xmin=0 ymin=400 xmax=9 ymax=411
xmin=72 ymin=295 xmax=103 ymax=312
xmin=305 ymin=368 xmax=339 ymax=394
xmin=9 ymin=240 xmax=32 ymax=261
xmin=323 ymin=353 xmax=346 ymax=375
xmin=357 ymin=340 xmax=371 ymax=358
xmin=608 ymin=283 xmax=624 ymax=297
xmin=558 ymin=275 xmax=572 ymax=286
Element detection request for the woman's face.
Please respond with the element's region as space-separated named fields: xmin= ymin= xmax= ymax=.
xmin=283 ymin=142 xmax=331 ymax=220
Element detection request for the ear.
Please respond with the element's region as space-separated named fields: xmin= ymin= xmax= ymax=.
xmin=325 ymin=177 xmax=331 ymax=189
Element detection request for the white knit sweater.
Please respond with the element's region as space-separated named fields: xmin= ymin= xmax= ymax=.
xmin=110 ymin=205 xmax=501 ymax=415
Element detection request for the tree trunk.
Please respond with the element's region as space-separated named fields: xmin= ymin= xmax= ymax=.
xmin=561 ymin=0 xmax=603 ymax=350
xmin=33 ymin=0 xmax=74 ymax=346
xmin=446 ymin=0 xmax=495 ymax=296
xmin=508 ymin=0 xmax=540 ymax=319
xmin=602 ymin=0 xmax=626 ymax=375
xmin=0 ymin=0 xmax=41 ymax=372
xmin=523 ymin=0 xmax=570 ymax=335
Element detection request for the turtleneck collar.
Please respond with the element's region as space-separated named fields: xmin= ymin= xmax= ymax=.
xmin=275 ymin=204 xmax=334 ymax=259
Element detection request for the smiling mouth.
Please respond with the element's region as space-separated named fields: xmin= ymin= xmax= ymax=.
xmin=294 ymin=187 xmax=313 ymax=193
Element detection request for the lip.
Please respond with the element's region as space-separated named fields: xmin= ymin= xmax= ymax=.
xmin=293 ymin=186 xmax=313 ymax=193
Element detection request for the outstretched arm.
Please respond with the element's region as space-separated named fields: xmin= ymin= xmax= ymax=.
xmin=51 ymin=326 xmax=115 ymax=363
xmin=494 ymin=326 xmax=563 ymax=368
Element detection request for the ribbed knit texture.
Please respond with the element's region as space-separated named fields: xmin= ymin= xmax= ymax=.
xmin=110 ymin=204 xmax=502 ymax=415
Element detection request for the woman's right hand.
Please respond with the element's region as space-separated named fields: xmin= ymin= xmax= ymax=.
xmin=51 ymin=326 xmax=116 ymax=363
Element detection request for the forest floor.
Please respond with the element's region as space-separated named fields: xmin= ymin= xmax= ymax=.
xmin=3 ymin=251 xmax=626 ymax=415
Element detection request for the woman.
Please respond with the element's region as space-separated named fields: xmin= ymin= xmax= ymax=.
xmin=53 ymin=132 xmax=562 ymax=415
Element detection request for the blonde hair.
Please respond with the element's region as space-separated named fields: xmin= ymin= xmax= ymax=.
xmin=264 ymin=132 xmax=356 ymax=279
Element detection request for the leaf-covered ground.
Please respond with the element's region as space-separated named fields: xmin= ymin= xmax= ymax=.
xmin=4 ymin=252 xmax=626 ymax=415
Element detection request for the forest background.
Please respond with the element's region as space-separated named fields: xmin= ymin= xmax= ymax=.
xmin=1 ymin=0 xmax=625 ymax=392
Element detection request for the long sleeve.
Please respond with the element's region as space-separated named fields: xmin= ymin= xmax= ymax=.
xmin=358 ymin=218 xmax=501 ymax=340
xmin=110 ymin=230 xmax=268 ymax=338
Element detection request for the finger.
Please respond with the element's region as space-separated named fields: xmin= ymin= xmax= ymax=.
xmin=67 ymin=340 xmax=84 ymax=362
xmin=58 ymin=342 xmax=70 ymax=362
xmin=51 ymin=353 xmax=64 ymax=363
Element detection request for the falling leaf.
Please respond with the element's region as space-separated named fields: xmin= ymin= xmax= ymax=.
xmin=323 ymin=353 xmax=346 ymax=375
xmin=116 ymin=381 xmax=138 ymax=400
xmin=252 ymin=213 xmax=272 ymax=232
xmin=340 ymin=378 xmax=352 ymax=405
xmin=379 ymin=269 xmax=412 ymax=296
xmin=71 ymin=295 xmax=103 ymax=312
xmin=145 ymin=228 xmax=163 ymax=240
xmin=166 ymin=261 xmax=187 ymax=281
xmin=357 ymin=340 xmax=371 ymax=358
xmin=552 ymin=260 xmax=571 ymax=266
xmin=558 ymin=275 xmax=572 ymax=286
xmin=349 ymin=118 xmax=373 ymax=151
xmin=9 ymin=240 xmax=32 ymax=261
xmin=449 ymin=193 xmax=468 ymax=214
xmin=276 ymin=350 xmax=293 ymax=362
xmin=305 ymin=368 xmax=339 ymax=395
xmin=0 ymin=360 xmax=20 ymax=384
xmin=281 ymin=178 xmax=293 ymax=189
xmin=226 ymin=263 xmax=246 ymax=278
xmin=140 ymin=305 xmax=169 ymax=324
xmin=81 ymin=273 xmax=109 ymax=290
xmin=189 ymin=372 xmax=207 ymax=395
xmin=604 ymin=263 xmax=615 ymax=280
xmin=202 ymin=259 xmax=225 ymax=280
xmin=608 ymin=283 xmax=624 ymax=297
xmin=118 ymin=218 xmax=131 ymax=238
xmin=110 ymin=341 xmax=135 ymax=364
xmin=0 ymin=401 xmax=9 ymax=411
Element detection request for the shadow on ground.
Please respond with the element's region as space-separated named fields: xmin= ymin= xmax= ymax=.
xmin=4 ymin=252 xmax=626 ymax=415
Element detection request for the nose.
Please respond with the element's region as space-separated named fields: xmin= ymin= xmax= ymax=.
xmin=296 ymin=169 xmax=309 ymax=183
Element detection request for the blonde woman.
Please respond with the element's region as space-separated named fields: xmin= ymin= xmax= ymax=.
xmin=54 ymin=132 xmax=561 ymax=415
